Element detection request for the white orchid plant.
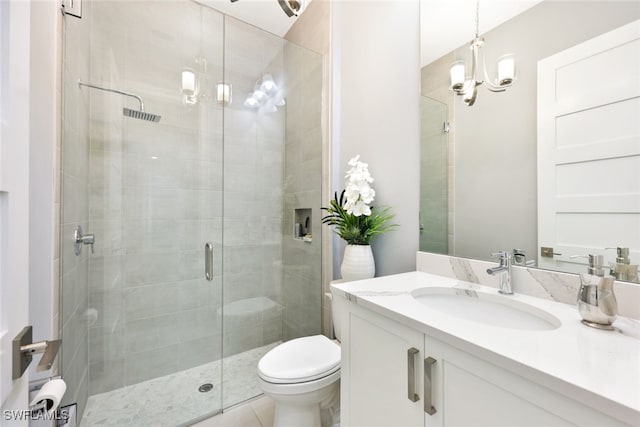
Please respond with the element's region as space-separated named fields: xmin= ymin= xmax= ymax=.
xmin=322 ymin=155 xmax=397 ymax=245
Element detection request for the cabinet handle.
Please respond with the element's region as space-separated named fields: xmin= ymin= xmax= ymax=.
xmin=407 ymin=347 xmax=420 ymax=403
xmin=424 ymin=356 xmax=437 ymax=415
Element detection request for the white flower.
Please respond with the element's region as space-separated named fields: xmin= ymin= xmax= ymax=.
xmin=347 ymin=200 xmax=371 ymax=217
xmin=344 ymin=155 xmax=376 ymax=216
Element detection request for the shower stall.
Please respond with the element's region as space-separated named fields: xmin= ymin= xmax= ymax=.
xmin=419 ymin=96 xmax=449 ymax=255
xmin=59 ymin=1 xmax=323 ymax=425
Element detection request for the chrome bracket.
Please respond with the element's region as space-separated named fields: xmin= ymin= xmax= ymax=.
xmin=12 ymin=326 xmax=62 ymax=379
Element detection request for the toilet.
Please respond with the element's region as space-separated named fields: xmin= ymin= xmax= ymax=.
xmin=258 ymin=291 xmax=343 ymax=427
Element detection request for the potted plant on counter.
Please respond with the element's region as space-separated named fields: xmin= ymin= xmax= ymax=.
xmin=322 ymin=155 xmax=397 ymax=281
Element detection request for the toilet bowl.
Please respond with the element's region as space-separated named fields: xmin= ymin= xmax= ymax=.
xmin=258 ymin=289 xmax=344 ymax=427
xmin=258 ymin=335 xmax=340 ymax=427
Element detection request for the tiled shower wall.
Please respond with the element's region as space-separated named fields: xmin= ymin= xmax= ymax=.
xmin=60 ymin=1 xmax=92 ymax=416
xmin=281 ymin=43 xmax=323 ymax=341
xmin=284 ymin=0 xmax=333 ymax=338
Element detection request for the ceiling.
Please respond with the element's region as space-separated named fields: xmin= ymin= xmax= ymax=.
xmin=195 ymin=0 xmax=543 ymax=66
xmin=421 ymin=0 xmax=543 ymax=67
xmin=197 ymin=0 xmax=306 ymax=37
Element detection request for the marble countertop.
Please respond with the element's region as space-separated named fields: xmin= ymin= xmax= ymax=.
xmin=332 ymin=271 xmax=640 ymax=426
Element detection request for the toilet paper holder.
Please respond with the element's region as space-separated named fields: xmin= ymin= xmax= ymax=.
xmin=12 ymin=325 xmax=61 ymax=379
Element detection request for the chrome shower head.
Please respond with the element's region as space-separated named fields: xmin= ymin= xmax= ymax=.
xmin=78 ymin=80 xmax=161 ymax=123
xmin=123 ymin=108 xmax=161 ymax=122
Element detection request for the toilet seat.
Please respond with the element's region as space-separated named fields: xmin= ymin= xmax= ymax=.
xmin=258 ymin=368 xmax=340 ymax=396
xmin=258 ymin=335 xmax=341 ymax=384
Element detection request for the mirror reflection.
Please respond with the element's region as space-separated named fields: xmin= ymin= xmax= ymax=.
xmin=419 ymin=0 xmax=640 ymax=282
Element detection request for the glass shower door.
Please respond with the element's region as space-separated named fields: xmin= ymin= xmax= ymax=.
xmin=61 ymin=1 xmax=225 ymax=425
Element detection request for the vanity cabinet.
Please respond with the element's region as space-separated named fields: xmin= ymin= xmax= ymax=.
xmin=343 ymin=307 xmax=425 ymax=427
xmin=340 ymin=299 xmax=629 ymax=427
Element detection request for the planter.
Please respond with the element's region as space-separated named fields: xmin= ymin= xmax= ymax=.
xmin=341 ymin=244 xmax=375 ymax=281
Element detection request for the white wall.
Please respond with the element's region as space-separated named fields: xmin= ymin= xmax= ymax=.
xmin=0 ymin=0 xmax=60 ymax=416
xmin=332 ymin=0 xmax=421 ymax=277
xmin=28 ymin=0 xmax=62 ymax=381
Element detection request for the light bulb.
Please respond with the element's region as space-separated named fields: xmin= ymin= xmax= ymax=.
xmin=449 ymin=61 xmax=465 ymax=91
xmin=253 ymin=89 xmax=267 ymax=102
xmin=497 ymin=54 xmax=515 ymax=86
xmin=260 ymin=74 xmax=278 ymax=93
xmin=181 ymin=69 xmax=197 ymax=97
xmin=243 ymin=96 xmax=259 ymax=108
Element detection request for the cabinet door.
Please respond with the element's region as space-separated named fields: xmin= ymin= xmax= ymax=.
xmin=342 ymin=302 xmax=424 ymax=427
xmin=426 ymin=337 xmax=628 ymax=427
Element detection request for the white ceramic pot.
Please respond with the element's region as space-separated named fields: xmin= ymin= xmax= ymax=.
xmin=341 ymin=244 xmax=375 ymax=281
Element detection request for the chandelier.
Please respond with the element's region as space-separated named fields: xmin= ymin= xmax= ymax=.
xmin=449 ymin=0 xmax=516 ymax=106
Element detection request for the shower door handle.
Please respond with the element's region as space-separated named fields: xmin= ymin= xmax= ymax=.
xmin=205 ymin=242 xmax=214 ymax=281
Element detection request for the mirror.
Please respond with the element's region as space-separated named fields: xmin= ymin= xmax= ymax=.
xmin=419 ymin=0 xmax=640 ymax=282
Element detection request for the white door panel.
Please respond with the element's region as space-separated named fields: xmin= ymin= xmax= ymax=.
xmin=538 ymin=20 xmax=640 ymax=272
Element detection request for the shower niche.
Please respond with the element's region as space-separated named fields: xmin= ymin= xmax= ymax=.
xmin=293 ymin=208 xmax=312 ymax=242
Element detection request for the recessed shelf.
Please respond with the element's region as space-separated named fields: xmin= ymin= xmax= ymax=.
xmin=293 ymin=208 xmax=312 ymax=242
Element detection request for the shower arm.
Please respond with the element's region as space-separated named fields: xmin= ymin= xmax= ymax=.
xmin=78 ymin=80 xmax=145 ymax=111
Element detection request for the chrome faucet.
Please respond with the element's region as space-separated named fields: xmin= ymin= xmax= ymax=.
xmin=487 ymin=251 xmax=513 ymax=295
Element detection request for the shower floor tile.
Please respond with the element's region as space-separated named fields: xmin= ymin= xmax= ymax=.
xmin=80 ymin=343 xmax=279 ymax=427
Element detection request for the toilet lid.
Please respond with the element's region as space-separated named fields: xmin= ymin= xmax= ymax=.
xmin=258 ymin=335 xmax=341 ymax=384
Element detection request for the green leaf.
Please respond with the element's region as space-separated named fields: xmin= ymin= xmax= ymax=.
xmin=321 ymin=191 xmax=398 ymax=245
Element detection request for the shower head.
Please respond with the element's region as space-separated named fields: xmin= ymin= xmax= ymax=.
xmin=78 ymin=80 xmax=161 ymax=123
xmin=123 ymin=108 xmax=161 ymax=122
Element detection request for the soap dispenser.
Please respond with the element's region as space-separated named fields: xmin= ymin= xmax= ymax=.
xmin=605 ymin=247 xmax=639 ymax=283
xmin=571 ymin=254 xmax=617 ymax=330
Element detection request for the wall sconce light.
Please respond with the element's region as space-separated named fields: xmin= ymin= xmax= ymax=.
xmin=449 ymin=1 xmax=516 ymax=106
xmin=216 ymin=83 xmax=232 ymax=104
xmin=181 ymin=68 xmax=199 ymax=105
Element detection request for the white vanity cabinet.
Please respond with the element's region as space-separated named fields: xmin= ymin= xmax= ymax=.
xmin=342 ymin=303 xmax=425 ymax=427
xmin=340 ymin=299 xmax=630 ymax=427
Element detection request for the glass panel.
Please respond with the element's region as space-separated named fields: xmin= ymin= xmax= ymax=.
xmin=62 ymin=1 xmax=224 ymax=425
xmin=60 ymin=1 xmax=92 ymax=418
xmin=221 ymin=17 xmax=324 ymax=408
xmin=221 ymin=16 xmax=286 ymax=408
xmin=419 ymin=96 xmax=449 ymax=254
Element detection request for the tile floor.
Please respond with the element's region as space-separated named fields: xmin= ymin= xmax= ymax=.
xmin=192 ymin=396 xmax=275 ymax=427
xmin=81 ymin=343 xmax=278 ymax=426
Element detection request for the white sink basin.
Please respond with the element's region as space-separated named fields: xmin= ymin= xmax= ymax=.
xmin=411 ymin=287 xmax=561 ymax=331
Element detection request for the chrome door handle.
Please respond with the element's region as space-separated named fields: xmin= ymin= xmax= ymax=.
xmin=205 ymin=242 xmax=213 ymax=281
xmin=74 ymin=225 xmax=95 ymax=255
xmin=424 ymin=356 xmax=437 ymax=415
xmin=407 ymin=347 xmax=420 ymax=403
